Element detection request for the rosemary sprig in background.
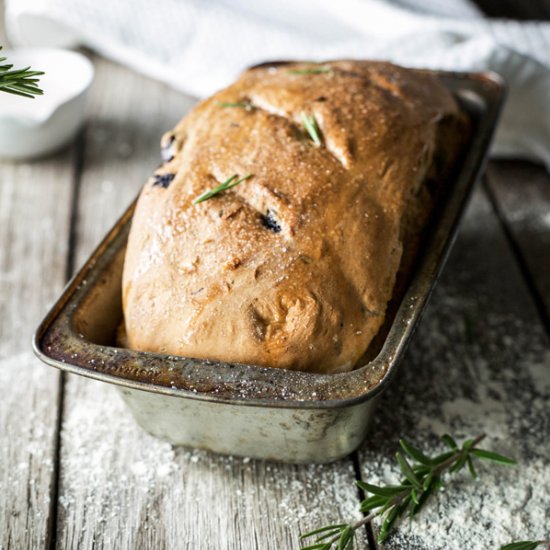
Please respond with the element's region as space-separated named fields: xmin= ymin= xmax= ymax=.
xmin=193 ymin=174 xmax=253 ymax=204
xmin=300 ymin=433 xmax=517 ymax=549
xmin=0 ymin=46 xmax=44 ymax=98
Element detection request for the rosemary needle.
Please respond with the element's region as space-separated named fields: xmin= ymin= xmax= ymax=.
xmin=0 ymin=46 xmax=44 ymax=98
xmin=193 ymin=174 xmax=253 ymax=204
xmin=216 ymin=100 xmax=255 ymax=111
xmin=301 ymin=112 xmax=322 ymax=147
xmin=288 ymin=66 xmax=333 ymax=75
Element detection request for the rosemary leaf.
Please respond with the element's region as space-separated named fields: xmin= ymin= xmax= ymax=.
xmin=336 ymin=526 xmax=353 ymax=550
xmin=449 ymin=453 xmax=468 ymax=474
xmin=400 ymin=439 xmax=433 ymax=466
xmin=301 ymin=544 xmax=332 ymax=550
xmin=410 ymin=486 xmax=431 ymax=516
xmin=441 ymin=434 xmax=459 ymax=451
xmin=0 ymin=67 xmax=44 ymax=79
xmin=471 ymin=449 xmax=517 ymax=465
xmin=466 ymin=456 xmax=478 ymax=479
xmin=288 ymin=66 xmax=333 ymax=75
xmin=430 ymin=450 xmax=455 ymax=465
xmin=314 ymin=530 xmax=345 ymax=543
xmin=192 ymin=174 xmax=253 ymax=204
xmin=359 ymin=494 xmax=386 ymax=512
xmin=1 ymin=82 xmax=43 ymax=95
xmin=216 ymin=100 xmax=255 ymax=111
xmin=378 ymin=499 xmax=405 ymax=543
xmin=396 ymin=451 xmax=422 ymax=490
xmin=300 ymin=525 xmax=347 ymax=539
xmin=356 ymin=481 xmax=404 ymax=497
xmin=301 ymin=111 xmax=322 ymax=147
xmin=0 ymin=86 xmax=37 ymax=99
xmin=422 ymin=471 xmax=433 ymax=491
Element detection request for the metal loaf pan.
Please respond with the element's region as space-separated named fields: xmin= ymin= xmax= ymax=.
xmin=33 ymin=71 xmax=505 ymax=463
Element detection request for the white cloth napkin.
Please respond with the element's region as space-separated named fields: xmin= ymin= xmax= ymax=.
xmin=5 ymin=0 xmax=550 ymax=169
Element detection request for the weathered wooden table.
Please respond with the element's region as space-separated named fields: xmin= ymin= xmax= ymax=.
xmin=1 ymin=17 xmax=549 ymax=550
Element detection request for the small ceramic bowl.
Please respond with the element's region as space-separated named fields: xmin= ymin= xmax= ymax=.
xmin=0 ymin=48 xmax=94 ymax=160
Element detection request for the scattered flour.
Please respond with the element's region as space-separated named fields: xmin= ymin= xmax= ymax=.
xmin=53 ymin=375 xmax=367 ymax=549
xmin=359 ymin=204 xmax=550 ymax=550
xmin=3 ymin=191 xmax=549 ymax=549
xmin=0 ymin=353 xmax=57 ymax=549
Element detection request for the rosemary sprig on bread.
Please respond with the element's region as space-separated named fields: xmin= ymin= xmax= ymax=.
xmin=288 ymin=66 xmax=333 ymax=75
xmin=193 ymin=174 xmax=253 ymax=204
xmin=301 ymin=112 xmax=322 ymax=147
xmin=216 ymin=100 xmax=255 ymax=111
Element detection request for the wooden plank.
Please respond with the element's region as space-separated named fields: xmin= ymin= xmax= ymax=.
xmin=0 ymin=153 xmax=75 ymax=547
xmin=0 ymin=6 xmax=74 ymax=547
xmin=486 ymin=160 xmax=550 ymax=325
xmin=55 ymin=57 xmax=368 ymax=550
xmin=358 ymin=186 xmax=550 ymax=549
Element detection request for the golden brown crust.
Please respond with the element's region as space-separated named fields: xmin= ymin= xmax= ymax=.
xmin=122 ymin=60 xmax=468 ymax=373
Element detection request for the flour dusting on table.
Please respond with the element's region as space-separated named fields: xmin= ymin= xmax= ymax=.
xmin=359 ymin=192 xmax=550 ymax=549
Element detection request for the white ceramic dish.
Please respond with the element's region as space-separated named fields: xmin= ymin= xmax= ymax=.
xmin=0 ymin=48 xmax=94 ymax=160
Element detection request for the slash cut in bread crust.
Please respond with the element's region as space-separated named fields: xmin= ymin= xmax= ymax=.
xmin=122 ymin=60 xmax=469 ymax=374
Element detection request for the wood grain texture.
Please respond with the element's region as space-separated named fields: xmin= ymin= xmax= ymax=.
xmin=54 ymin=57 xmax=368 ymax=550
xmin=486 ymin=160 xmax=550 ymax=324
xmin=358 ymin=187 xmax=550 ymax=549
xmin=0 ymin=153 xmax=75 ymax=547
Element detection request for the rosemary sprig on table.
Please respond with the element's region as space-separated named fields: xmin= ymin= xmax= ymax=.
xmin=288 ymin=66 xmax=333 ymax=75
xmin=301 ymin=112 xmax=322 ymax=147
xmin=193 ymin=174 xmax=253 ymax=204
xmin=300 ymin=433 xmax=517 ymax=549
xmin=0 ymin=46 xmax=44 ymax=98
xmin=216 ymin=100 xmax=255 ymax=111
xmin=501 ymin=542 xmax=549 ymax=550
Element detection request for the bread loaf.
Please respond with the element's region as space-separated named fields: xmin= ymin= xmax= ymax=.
xmin=122 ymin=60 xmax=469 ymax=374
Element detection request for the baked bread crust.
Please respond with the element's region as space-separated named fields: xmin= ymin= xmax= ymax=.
xmin=122 ymin=60 xmax=468 ymax=374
